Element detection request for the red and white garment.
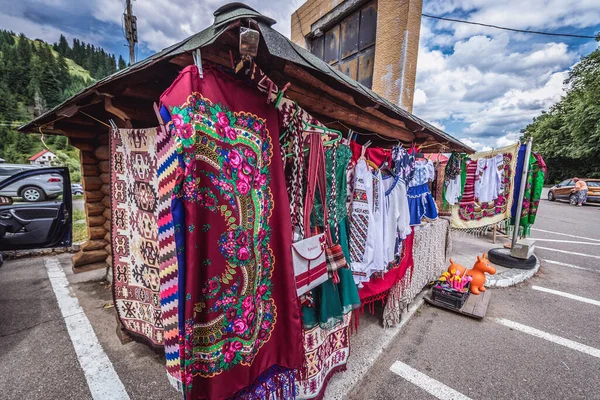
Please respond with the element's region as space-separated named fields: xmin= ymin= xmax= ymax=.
xmin=348 ymin=159 xmax=373 ymax=285
xmin=459 ymin=160 xmax=479 ymax=205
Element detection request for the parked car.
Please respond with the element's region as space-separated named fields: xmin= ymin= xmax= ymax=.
xmin=0 ymin=164 xmax=63 ymax=202
xmin=548 ymin=178 xmax=600 ymax=204
xmin=0 ymin=167 xmax=72 ymax=266
xmin=71 ymin=183 xmax=83 ymax=196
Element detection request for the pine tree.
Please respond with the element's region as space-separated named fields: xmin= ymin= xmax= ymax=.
xmin=57 ymin=34 xmax=70 ymax=57
xmin=118 ymin=55 xmax=127 ymax=70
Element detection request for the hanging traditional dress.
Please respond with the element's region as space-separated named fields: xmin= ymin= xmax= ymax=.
xmin=160 ymin=64 xmax=303 ymax=400
xmin=369 ymin=168 xmax=387 ymax=276
xmin=382 ymin=174 xmax=411 ymax=262
xmin=511 ymin=153 xmax=545 ymax=237
xmin=475 ymin=154 xmax=504 ymax=203
xmin=459 ymin=160 xmax=478 ymax=205
xmin=349 ymin=159 xmax=374 ymax=285
xmin=443 ymin=152 xmax=464 ymax=207
xmin=356 ymin=145 xmax=414 ymax=310
xmin=309 ymin=144 xmax=361 ymax=326
xmin=407 ymin=160 xmax=438 ymax=225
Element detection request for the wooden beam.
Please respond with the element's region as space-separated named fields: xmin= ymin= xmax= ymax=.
xmin=283 ymin=84 xmax=413 ymax=142
xmin=104 ymin=97 xmax=133 ymax=128
xmin=68 ymin=140 xmax=96 ymax=153
xmin=283 ymin=63 xmax=412 ymax=135
xmin=120 ymin=85 xmax=162 ymax=101
xmin=110 ymin=99 xmax=157 ymax=126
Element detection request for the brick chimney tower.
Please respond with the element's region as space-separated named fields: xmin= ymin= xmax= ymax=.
xmin=291 ymin=0 xmax=423 ymax=113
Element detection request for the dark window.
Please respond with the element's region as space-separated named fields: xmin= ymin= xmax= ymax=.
xmin=324 ymin=26 xmax=340 ymax=64
xmin=359 ymin=2 xmax=377 ymax=50
xmin=310 ymin=35 xmax=324 ymax=60
xmin=309 ymin=1 xmax=377 ymax=88
xmin=340 ymin=12 xmax=359 ymax=59
xmin=358 ymin=47 xmax=375 ymax=88
xmin=558 ymin=179 xmax=570 ymax=186
xmin=0 ymin=167 xmax=22 ymax=176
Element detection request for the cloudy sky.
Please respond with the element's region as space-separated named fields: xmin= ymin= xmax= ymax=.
xmin=1 ymin=0 xmax=598 ymax=150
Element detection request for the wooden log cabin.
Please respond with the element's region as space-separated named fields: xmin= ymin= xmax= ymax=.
xmin=18 ymin=3 xmax=473 ymax=274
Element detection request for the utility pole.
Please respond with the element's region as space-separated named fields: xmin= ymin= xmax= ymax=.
xmin=123 ymin=0 xmax=137 ymax=65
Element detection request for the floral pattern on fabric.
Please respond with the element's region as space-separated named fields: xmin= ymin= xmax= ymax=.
xmin=392 ymin=145 xmax=415 ymax=184
xmin=457 ymin=153 xmax=513 ymax=222
xmin=168 ymin=93 xmax=277 ymax=383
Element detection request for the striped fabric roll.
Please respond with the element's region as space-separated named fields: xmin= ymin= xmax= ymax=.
xmin=157 ymin=123 xmax=182 ymax=391
xmin=459 ymin=160 xmax=478 ymax=205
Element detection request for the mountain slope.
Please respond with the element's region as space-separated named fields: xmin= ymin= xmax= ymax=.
xmin=0 ymin=31 xmax=121 ymax=178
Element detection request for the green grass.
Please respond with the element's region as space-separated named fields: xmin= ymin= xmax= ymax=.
xmin=72 ymin=209 xmax=88 ymax=243
xmin=14 ymin=35 xmax=94 ymax=81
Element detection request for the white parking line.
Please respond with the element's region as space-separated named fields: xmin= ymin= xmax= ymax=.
xmin=532 ymin=286 xmax=600 ymax=307
xmin=389 ymin=361 xmax=472 ymax=400
xmin=532 ymin=239 xmax=600 ymax=246
xmin=44 ymin=257 xmax=129 ymax=400
xmin=543 ymin=259 xmax=595 ymax=272
xmin=491 ymin=318 xmax=600 ymax=359
xmin=536 ymin=246 xmax=600 ymax=260
xmin=531 ymin=228 xmax=600 ymax=242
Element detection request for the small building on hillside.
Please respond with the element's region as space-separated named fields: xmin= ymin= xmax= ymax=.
xmin=29 ymin=149 xmax=57 ymax=166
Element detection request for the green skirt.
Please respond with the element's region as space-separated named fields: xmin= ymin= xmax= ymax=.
xmin=302 ymin=218 xmax=360 ymax=329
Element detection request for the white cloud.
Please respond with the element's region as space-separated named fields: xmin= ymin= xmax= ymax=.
xmin=460 ymin=138 xmax=493 ymax=152
xmin=430 ymin=121 xmax=446 ymax=131
xmin=96 ymin=0 xmax=306 ymax=52
xmin=0 ymin=0 xmax=305 ymax=54
xmin=413 ymin=88 xmax=428 ymax=106
xmin=413 ymin=1 xmax=595 ymax=149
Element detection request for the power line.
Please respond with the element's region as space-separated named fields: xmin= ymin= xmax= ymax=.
xmin=422 ymin=13 xmax=598 ymax=39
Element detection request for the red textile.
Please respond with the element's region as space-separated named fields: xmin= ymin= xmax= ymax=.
xmin=349 ymin=140 xmax=393 ymax=167
xmin=160 ymin=65 xmax=303 ymax=400
xmin=358 ymin=231 xmax=415 ymax=302
xmin=459 ymin=160 xmax=478 ymax=205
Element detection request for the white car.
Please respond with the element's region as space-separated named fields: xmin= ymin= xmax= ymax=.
xmin=0 ymin=164 xmax=63 ymax=202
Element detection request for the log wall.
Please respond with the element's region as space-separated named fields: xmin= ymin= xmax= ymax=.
xmin=68 ymin=131 xmax=111 ymax=274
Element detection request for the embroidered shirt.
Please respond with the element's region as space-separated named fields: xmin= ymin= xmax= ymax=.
xmin=382 ymin=175 xmax=411 ymax=262
xmin=475 ymin=154 xmax=503 ymax=203
xmin=349 ymin=160 xmax=373 ymax=285
xmin=409 ymin=160 xmax=435 ymax=187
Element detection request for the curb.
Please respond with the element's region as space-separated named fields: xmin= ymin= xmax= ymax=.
xmin=3 ymin=242 xmax=83 ymax=260
xmin=486 ymin=256 xmax=540 ymax=288
xmin=324 ymin=291 xmax=427 ymax=399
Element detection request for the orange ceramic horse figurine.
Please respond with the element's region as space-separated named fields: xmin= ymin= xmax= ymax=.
xmin=465 ymin=253 xmax=497 ymax=295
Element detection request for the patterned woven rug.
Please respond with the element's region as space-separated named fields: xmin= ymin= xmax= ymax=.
xmin=111 ymin=127 xmax=164 ymax=347
xmin=383 ymin=219 xmax=451 ymax=327
xmin=296 ymin=313 xmax=351 ymax=400
xmin=451 ymin=143 xmax=520 ymax=232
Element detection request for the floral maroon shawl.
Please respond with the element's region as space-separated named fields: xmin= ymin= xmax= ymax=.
xmin=160 ymin=64 xmax=303 ymax=400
